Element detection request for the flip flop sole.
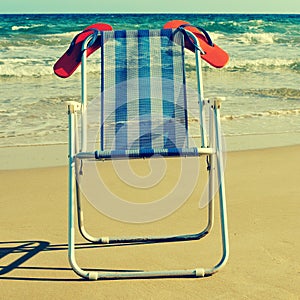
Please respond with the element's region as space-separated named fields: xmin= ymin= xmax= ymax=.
xmin=54 ymin=23 xmax=113 ymax=78
xmin=163 ymin=20 xmax=229 ymax=68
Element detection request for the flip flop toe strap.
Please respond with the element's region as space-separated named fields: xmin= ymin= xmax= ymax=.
xmin=66 ymin=28 xmax=100 ymax=60
xmin=177 ymin=24 xmax=214 ymax=55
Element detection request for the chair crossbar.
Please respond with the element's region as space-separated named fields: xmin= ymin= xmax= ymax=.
xmin=96 ymin=147 xmax=199 ymax=159
xmin=76 ymin=147 xmax=215 ymax=160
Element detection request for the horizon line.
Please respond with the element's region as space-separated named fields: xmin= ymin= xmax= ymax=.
xmin=1 ymin=12 xmax=299 ymax=15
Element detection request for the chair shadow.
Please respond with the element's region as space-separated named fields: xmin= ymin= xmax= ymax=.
xmin=0 ymin=240 xmax=76 ymax=281
xmin=0 ymin=240 xmax=149 ymax=282
xmin=0 ymin=241 xmax=50 ymax=275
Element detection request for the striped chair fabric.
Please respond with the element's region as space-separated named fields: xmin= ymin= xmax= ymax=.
xmin=96 ymin=29 xmax=199 ymax=159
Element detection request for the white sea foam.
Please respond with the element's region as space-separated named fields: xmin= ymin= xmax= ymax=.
xmin=12 ymin=25 xmax=31 ymax=31
xmin=222 ymin=109 xmax=300 ymax=121
xmin=237 ymin=32 xmax=275 ymax=45
xmin=210 ymin=32 xmax=225 ymax=42
xmin=11 ymin=24 xmax=44 ymax=31
xmin=43 ymin=31 xmax=80 ymax=39
xmin=0 ymin=59 xmax=54 ymax=77
xmin=225 ymin=57 xmax=300 ymax=71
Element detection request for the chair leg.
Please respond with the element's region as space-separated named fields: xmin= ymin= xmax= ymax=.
xmin=66 ymin=101 xmax=229 ymax=280
xmin=68 ymin=157 xmax=228 ymax=280
xmin=69 ymin=153 xmax=210 ymax=280
xmin=209 ymin=99 xmax=229 ymax=273
xmin=74 ymin=163 xmax=214 ymax=245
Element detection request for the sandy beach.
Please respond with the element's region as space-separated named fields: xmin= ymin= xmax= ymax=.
xmin=0 ymin=145 xmax=299 ymax=299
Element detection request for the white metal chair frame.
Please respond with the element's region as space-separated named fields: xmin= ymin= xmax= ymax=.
xmin=66 ymin=28 xmax=229 ymax=280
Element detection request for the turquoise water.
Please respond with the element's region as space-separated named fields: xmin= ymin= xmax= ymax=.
xmin=0 ymin=14 xmax=299 ymax=150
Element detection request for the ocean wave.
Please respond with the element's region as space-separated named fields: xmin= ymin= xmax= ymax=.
xmin=0 ymin=59 xmax=54 ymax=78
xmin=290 ymin=61 xmax=300 ymax=72
xmin=237 ymin=32 xmax=275 ymax=45
xmin=1 ymin=57 xmax=299 ymax=79
xmin=0 ymin=53 xmax=99 ymax=78
xmin=0 ymin=31 xmax=76 ymax=48
xmin=222 ymin=108 xmax=300 ymax=121
xmin=210 ymin=32 xmax=226 ymax=42
xmin=188 ymin=108 xmax=300 ymax=123
xmin=184 ymin=56 xmax=300 ymax=73
xmin=1 ymin=50 xmax=299 ymax=79
xmin=228 ymin=32 xmax=300 ymax=46
xmin=11 ymin=24 xmax=44 ymax=31
xmin=220 ymin=25 xmax=300 ymax=46
xmin=47 ymin=31 xmax=81 ymax=38
xmin=242 ymin=88 xmax=300 ymax=100
xmin=225 ymin=58 xmax=300 ymax=72
xmin=0 ymin=127 xmax=67 ymax=140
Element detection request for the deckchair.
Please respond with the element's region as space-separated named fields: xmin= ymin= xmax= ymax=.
xmin=56 ymin=23 xmax=229 ymax=280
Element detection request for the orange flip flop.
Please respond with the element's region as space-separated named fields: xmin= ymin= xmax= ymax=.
xmin=164 ymin=20 xmax=229 ymax=68
xmin=54 ymin=23 xmax=113 ymax=78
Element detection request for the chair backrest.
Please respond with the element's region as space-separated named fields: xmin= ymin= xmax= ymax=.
xmin=99 ymin=29 xmax=192 ymax=155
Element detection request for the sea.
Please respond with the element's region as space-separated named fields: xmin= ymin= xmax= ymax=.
xmin=0 ymin=14 xmax=300 ymax=151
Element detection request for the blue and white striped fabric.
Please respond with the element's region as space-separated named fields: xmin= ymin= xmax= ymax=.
xmin=97 ymin=29 xmax=198 ymax=159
